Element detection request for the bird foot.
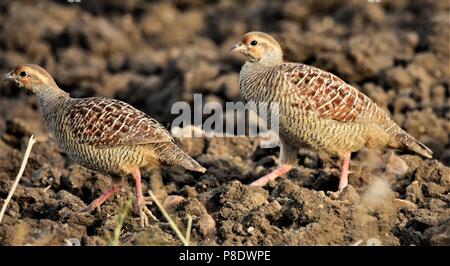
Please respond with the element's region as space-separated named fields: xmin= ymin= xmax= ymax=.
xmin=79 ymin=199 xmax=102 ymax=214
xmin=136 ymin=201 xmax=159 ymax=227
xmin=338 ymin=178 xmax=348 ymax=192
xmin=337 ymin=169 xmax=353 ymax=191
xmin=250 ymin=164 xmax=293 ymax=186
xmin=78 ymin=185 xmax=121 ymax=214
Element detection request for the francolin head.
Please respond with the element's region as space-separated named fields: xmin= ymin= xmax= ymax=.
xmin=229 ymin=31 xmax=432 ymax=191
xmin=3 ymin=64 xmax=206 ymax=227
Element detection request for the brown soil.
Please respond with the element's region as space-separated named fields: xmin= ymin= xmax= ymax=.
xmin=0 ymin=0 xmax=449 ymax=246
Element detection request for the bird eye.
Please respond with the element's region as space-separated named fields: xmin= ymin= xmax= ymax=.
xmin=19 ymin=71 xmax=27 ymax=77
xmin=250 ymin=40 xmax=258 ymax=46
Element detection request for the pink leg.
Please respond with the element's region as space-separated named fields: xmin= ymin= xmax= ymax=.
xmin=338 ymin=152 xmax=351 ymax=191
xmin=132 ymin=168 xmax=144 ymax=206
xmin=131 ymin=168 xmax=158 ymax=227
xmin=81 ymin=183 xmax=122 ymax=213
xmin=250 ymin=164 xmax=293 ymax=187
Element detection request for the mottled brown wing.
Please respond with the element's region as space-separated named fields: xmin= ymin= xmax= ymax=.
xmin=286 ymin=63 xmax=390 ymax=125
xmin=66 ymin=97 xmax=173 ymax=148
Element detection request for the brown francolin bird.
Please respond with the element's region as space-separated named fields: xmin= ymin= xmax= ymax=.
xmin=229 ymin=31 xmax=432 ymax=191
xmin=3 ymin=64 xmax=206 ymax=227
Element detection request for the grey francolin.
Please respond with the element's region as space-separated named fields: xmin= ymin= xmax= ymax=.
xmin=229 ymin=31 xmax=432 ymax=191
xmin=3 ymin=64 xmax=206 ymax=227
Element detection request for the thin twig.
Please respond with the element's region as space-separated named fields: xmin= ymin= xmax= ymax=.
xmin=148 ymin=190 xmax=189 ymax=246
xmin=0 ymin=135 xmax=37 ymax=224
xmin=185 ymin=215 xmax=193 ymax=244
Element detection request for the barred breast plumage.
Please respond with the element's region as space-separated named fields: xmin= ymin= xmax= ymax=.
xmin=230 ymin=31 xmax=432 ymax=191
xmin=4 ymin=64 xmax=206 ymax=227
xmin=49 ymin=97 xmax=202 ymax=176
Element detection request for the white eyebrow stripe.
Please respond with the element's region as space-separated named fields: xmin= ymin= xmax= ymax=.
xmin=28 ymin=70 xmax=50 ymax=84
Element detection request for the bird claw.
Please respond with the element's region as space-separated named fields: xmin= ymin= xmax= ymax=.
xmin=77 ymin=185 xmax=121 ymax=215
xmin=250 ymin=164 xmax=293 ymax=186
xmin=136 ymin=201 xmax=159 ymax=227
xmin=78 ymin=199 xmax=102 ymax=214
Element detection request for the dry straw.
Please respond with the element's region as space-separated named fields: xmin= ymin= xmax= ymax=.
xmin=148 ymin=190 xmax=193 ymax=246
xmin=0 ymin=135 xmax=37 ymax=224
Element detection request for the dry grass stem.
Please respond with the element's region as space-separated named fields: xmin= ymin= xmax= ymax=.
xmin=110 ymin=193 xmax=133 ymax=246
xmin=185 ymin=215 xmax=193 ymax=244
xmin=0 ymin=135 xmax=37 ymax=224
xmin=148 ymin=190 xmax=190 ymax=246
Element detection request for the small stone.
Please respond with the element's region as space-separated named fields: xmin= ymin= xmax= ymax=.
xmin=385 ymin=153 xmax=409 ymax=176
xmin=198 ymin=212 xmax=216 ymax=237
xmin=338 ymin=185 xmax=360 ymax=204
xmin=392 ymin=198 xmax=417 ymax=210
xmin=163 ymin=195 xmax=185 ymax=212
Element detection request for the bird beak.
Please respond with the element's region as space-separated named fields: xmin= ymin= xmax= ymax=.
xmin=228 ymin=43 xmax=246 ymax=55
xmin=3 ymin=72 xmax=14 ymax=81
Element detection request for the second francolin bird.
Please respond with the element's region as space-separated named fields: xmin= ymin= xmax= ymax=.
xmin=230 ymin=31 xmax=432 ymax=191
xmin=3 ymin=64 xmax=206 ymax=227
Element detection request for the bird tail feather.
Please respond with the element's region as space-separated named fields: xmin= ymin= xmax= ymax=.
xmin=396 ymin=132 xmax=433 ymax=159
xmin=155 ymin=142 xmax=206 ymax=173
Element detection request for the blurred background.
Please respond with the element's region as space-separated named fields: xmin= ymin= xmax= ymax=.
xmin=0 ymin=0 xmax=449 ymax=246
